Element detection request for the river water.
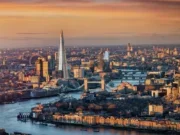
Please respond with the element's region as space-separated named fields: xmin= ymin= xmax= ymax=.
xmin=0 ymin=91 xmax=164 ymax=135
xmin=0 ymin=77 xmax=162 ymax=135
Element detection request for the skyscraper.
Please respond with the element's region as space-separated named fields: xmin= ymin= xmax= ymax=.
xmin=103 ymin=48 xmax=110 ymax=62
xmin=98 ymin=49 xmax=104 ymax=72
xmin=127 ymin=43 xmax=132 ymax=57
xmin=58 ymin=31 xmax=69 ymax=79
xmin=35 ymin=57 xmax=49 ymax=78
xmin=47 ymin=55 xmax=55 ymax=75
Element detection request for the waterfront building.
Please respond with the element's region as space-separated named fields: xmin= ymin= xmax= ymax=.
xmin=30 ymin=75 xmax=40 ymax=88
xmin=112 ymin=82 xmax=137 ymax=93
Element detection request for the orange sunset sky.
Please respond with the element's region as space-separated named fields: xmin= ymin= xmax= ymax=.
xmin=0 ymin=0 xmax=180 ymax=48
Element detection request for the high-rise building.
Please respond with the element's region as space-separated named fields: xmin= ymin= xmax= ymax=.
xmin=57 ymin=31 xmax=69 ymax=79
xmin=103 ymin=48 xmax=110 ymax=62
xmin=2 ymin=57 xmax=6 ymax=66
xmin=98 ymin=49 xmax=104 ymax=71
xmin=127 ymin=43 xmax=132 ymax=57
xmin=127 ymin=43 xmax=133 ymax=52
xmin=35 ymin=57 xmax=49 ymax=78
xmin=47 ymin=55 xmax=55 ymax=74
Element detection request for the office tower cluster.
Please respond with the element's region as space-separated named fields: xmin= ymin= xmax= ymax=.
xmin=95 ymin=48 xmax=110 ymax=72
xmin=33 ymin=31 xmax=69 ymax=85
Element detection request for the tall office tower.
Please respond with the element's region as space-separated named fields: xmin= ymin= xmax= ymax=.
xmin=55 ymin=52 xmax=58 ymax=61
xmin=47 ymin=55 xmax=55 ymax=74
xmin=98 ymin=49 xmax=104 ymax=71
xmin=127 ymin=43 xmax=133 ymax=52
xmin=58 ymin=31 xmax=69 ymax=79
xmin=2 ymin=57 xmax=6 ymax=66
xmin=127 ymin=43 xmax=130 ymax=52
xmin=127 ymin=43 xmax=132 ymax=57
xmin=103 ymin=48 xmax=110 ymax=62
xmin=35 ymin=57 xmax=49 ymax=78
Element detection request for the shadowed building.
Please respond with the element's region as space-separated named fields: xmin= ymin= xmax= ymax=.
xmin=97 ymin=49 xmax=104 ymax=72
xmin=47 ymin=55 xmax=55 ymax=75
xmin=35 ymin=57 xmax=49 ymax=79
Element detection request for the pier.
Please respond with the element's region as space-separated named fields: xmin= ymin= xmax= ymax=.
xmin=17 ymin=112 xmax=31 ymax=119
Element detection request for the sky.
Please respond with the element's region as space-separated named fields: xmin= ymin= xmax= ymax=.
xmin=0 ymin=0 xmax=180 ymax=48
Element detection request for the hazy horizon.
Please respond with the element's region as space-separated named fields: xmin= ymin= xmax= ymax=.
xmin=0 ymin=0 xmax=180 ymax=48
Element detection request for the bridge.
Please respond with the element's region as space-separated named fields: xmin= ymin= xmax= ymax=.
xmin=84 ymin=78 xmax=105 ymax=92
xmin=121 ymin=76 xmax=146 ymax=80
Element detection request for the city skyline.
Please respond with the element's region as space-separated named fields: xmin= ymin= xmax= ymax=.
xmin=0 ymin=0 xmax=180 ymax=48
xmin=0 ymin=1 xmax=180 ymax=134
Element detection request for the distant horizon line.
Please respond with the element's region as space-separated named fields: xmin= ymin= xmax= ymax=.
xmin=0 ymin=44 xmax=180 ymax=50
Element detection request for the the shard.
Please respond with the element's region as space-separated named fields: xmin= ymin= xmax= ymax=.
xmin=58 ymin=31 xmax=69 ymax=79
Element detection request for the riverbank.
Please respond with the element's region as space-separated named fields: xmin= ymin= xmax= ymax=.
xmin=29 ymin=111 xmax=180 ymax=134
xmin=29 ymin=90 xmax=180 ymax=134
xmin=0 ymin=89 xmax=82 ymax=105
xmin=0 ymin=128 xmax=31 ymax=135
xmin=30 ymin=118 xmax=180 ymax=135
xmin=30 ymin=107 xmax=180 ymax=135
xmin=0 ymin=95 xmax=174 ymax=135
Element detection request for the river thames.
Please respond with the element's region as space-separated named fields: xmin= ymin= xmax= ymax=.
xmin=0 ymin=91 xmax=165 ymax=135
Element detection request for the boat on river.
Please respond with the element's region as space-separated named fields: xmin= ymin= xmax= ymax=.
xmin=14 ymin=131 xmax=31 ymax=135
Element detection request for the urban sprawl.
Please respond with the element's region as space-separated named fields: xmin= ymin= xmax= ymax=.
xmin=0 ymin=32 xmax=180 ymax=134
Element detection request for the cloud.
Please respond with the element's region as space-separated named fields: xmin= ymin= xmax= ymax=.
xmin=0 ymin=0 xmax=180 ymax=47
xmin=0 ymin=0 xmax=91 ymax=4
xmin=0 ymin=36 xmax=48 ymax=41
xmin=17 ymin=32 xmax=48 ymax=35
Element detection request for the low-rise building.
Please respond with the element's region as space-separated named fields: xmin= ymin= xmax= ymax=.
xmin=149 ymin=104 xmax=163 ymax=116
